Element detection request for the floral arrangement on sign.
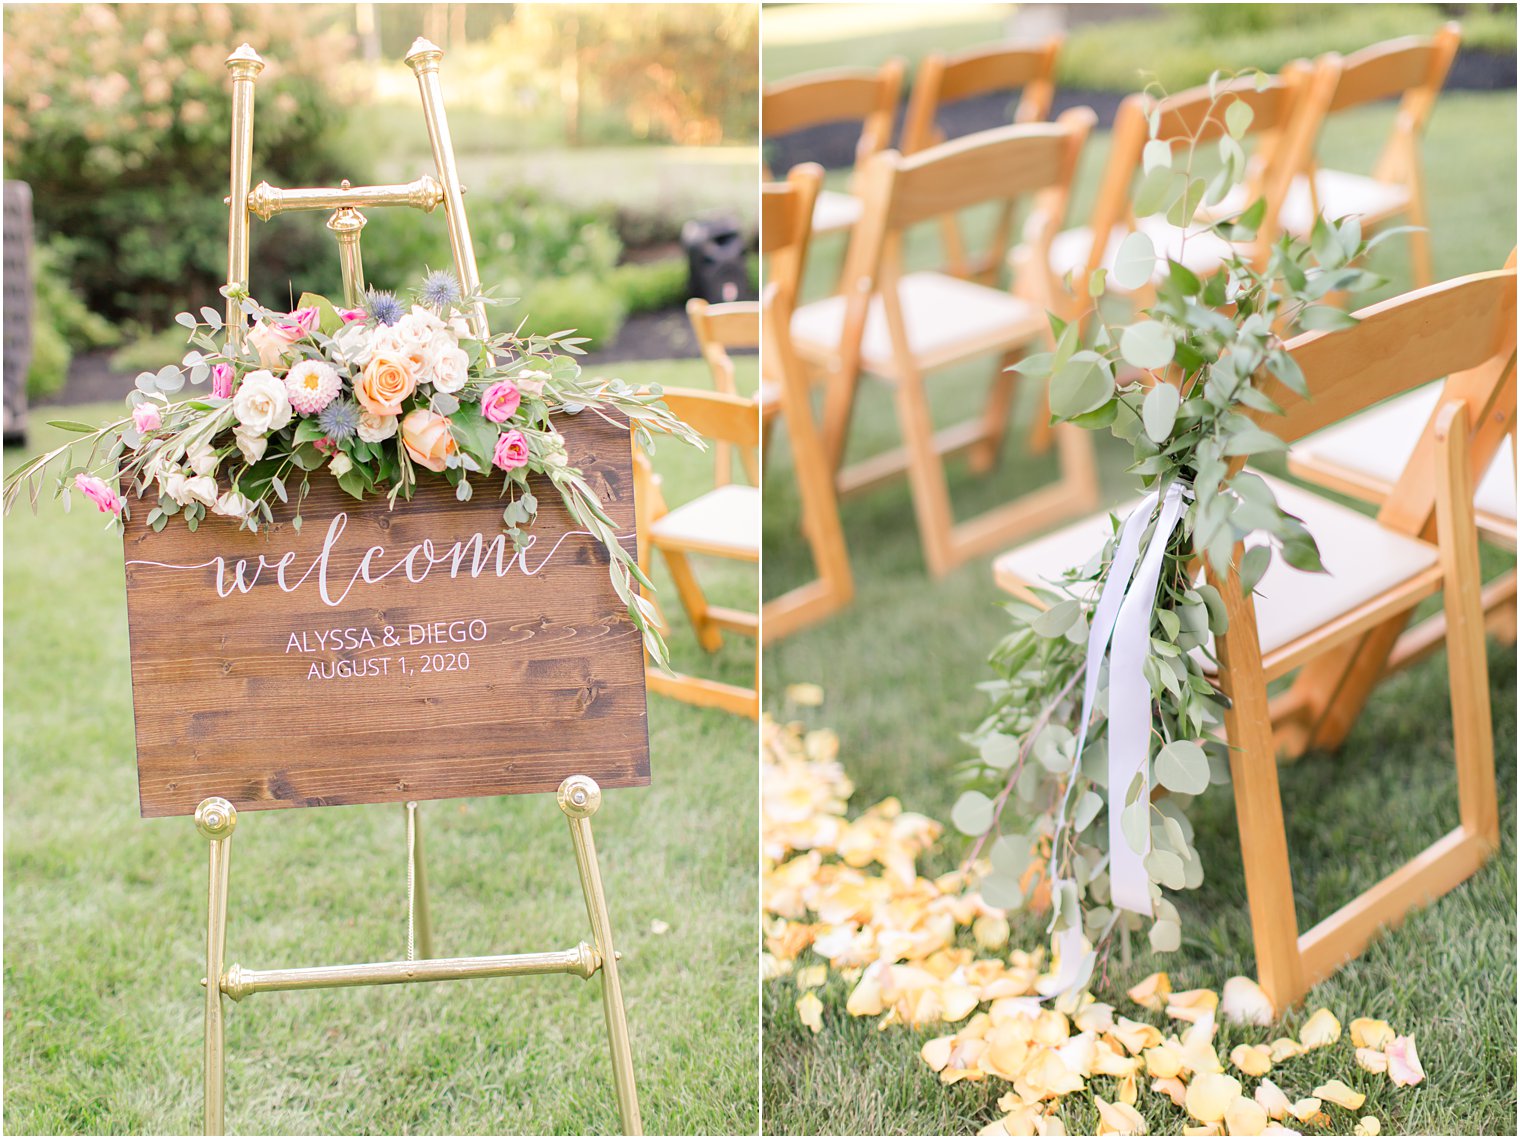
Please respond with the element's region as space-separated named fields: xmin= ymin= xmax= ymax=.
xmin=951 ymin=76 xmax=1396 ymax=999
xmin=2 ymin=271 xmax=698 ymax=667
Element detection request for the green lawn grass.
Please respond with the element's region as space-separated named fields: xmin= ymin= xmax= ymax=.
xmin=3 ymin=356 xmax=759 ymax=1135
xmin=759 ymin=53 xmax=1517 ymax=1139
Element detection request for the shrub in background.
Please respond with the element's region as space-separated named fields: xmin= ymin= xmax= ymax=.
xmin=26 ymin=239 xmax=120 ymax=399
xmin=3 ymin=3 xmax=357 ymax=325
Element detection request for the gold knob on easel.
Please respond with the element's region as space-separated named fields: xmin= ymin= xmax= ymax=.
xmin=195 ymin=796 xmax=238 ymax=840
xmin=557 ymin=776 xmax=602 ymax=819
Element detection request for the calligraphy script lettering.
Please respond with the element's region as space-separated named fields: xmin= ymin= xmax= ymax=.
xmin=125 ymin=512 xmax=605 ymax=607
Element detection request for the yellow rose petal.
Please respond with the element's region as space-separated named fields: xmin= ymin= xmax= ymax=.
xmin=1230 ymin=1043 xmax=1273 ymax=1077
xmin=1113 ymin=1016 xmax=1165 ymax=1055
xmin=1225 ymin=1095 xmax=1269 ymax=1136
xmin=1267 ymin=1037 xmax=1304 ymax=1063
xmin=1186 ymin=1072 xmax=1244 ymax=1124
xmin=797 ymin=991 xmax=824 ymax=1034
xmin=794 ymin=964 xmax=827 ymax=990
xmin=1313 ymin=1079 xmax=1366 ymax=1111
xmin=1299 ymin=1008 xmax=1341 ymax=1049
xmin=1145 ymin=1042 xmax=1184 ymax=1079
xmin=1183 ymin=1126 xmax=1224 ymax=1137
xmin=1167 ymin=988 xmax=1221 ymax=1023
xmin=1220 ymin=976 xmax=1275 ymax=1027
xmin=846 ymin=974 xmax=884 ymax=1017
xmin=1354 ymin=1116 xmax=1382 ymax=1136
xmin=1254 ymin=1078 xmax=1291 ymax=1122
xmin=1287 ymin=1098 xmax=1324 ymax=1124
xmin=1129 ymin=971 xmax=1172 ymax=1012
xmin=974 ymin=913 xmax=1011 ymax=951
xmin=921 ymin=1035 xmax=954 ymax=1072
xmin=1386 ymin=1034 xmax=1425 ymax=1087
xmin=1118 ymin=1072 xmax=1139 ymax=1106
xmin=1153 ymin=1076 xmax=1189 ymax=1108
xmin=1350 ymin=1017 xmax=1395 ymax=1051
xmin=1356 ymin=1047 xmax=1389 ymax=1075
xmin=786 ymin=683 xmax=824 ymax=706
xmin=1095 ymin=1096 xmax=1148 ymax=1136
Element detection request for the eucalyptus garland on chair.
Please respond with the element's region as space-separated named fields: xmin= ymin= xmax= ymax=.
xmin=952 ymin=75 xmax=1401 ymax=1000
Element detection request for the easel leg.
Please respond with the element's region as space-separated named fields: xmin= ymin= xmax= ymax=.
xmin=558 ymin=777 xmax=643 ymax=1136
xmin=196 ymin=797 xmax=237 ymax=1136
xmin=404 ymin=802 xmax=434 ymax=961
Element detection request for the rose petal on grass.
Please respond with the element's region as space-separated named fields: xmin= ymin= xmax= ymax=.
xmin=1145 ymin=1041 xmax=1185 ymax=1078
xmin=1349 ymin=1017 xmax=1395 ymax=1051
xmin=1096 ymin=1096 xmax=1148 ymax=1135
xmin=1183 ymin=1125 xmax=1224 ymax=1137
xmin=786 ymin=683 xmax=824 ymax=706
xmin=1153 ymin=1076 xmax=1189 ymax=1107
xmin=1313 ymin=1079 xmax=1366 ymax=1111
xmin=975 ymin=913 xmax=1011 ymax=950
xmin=1298 ymin=1008 xmax=1341 ymax=1048
xmin=1180 ymin=1015 xmax=1225 ymax=1075
xmin=1113 ymin=1016 xmax=1165 ymax=1054
xmin=1254 ymin=1078 xmax=1292 ymax=1122
xmin=1187 ymin=1072 xmax=1244 ymax=1123
xmin=1220 ymin=976 xmax=1275 ymax=1026
xmin=1355 ymin=1047 xmax=1389 ymax=1075
xmin=797 ymin=991 xmax=824 ymax=1033
xmin=1268 ymin=1037 xmax=1304 ymax=1063
xmin=1225 ymin=1095 xmax=1269 ymax=1136
xmin=922 ymin=1035 xmax=954 ymax=1072
xmin=1075 ymin=1000 xmax=1117 ymax=1035
xmin=1386 ymin=1035 xmax=1424 ymax=1087
xmin=1287 ymin=1098 xmax=1326 ymax=1126
xmin=794 ymin=964 xmax=827 ymax=990
xmin=1168 ymin=988 xmax=1221 ymax=1023
xmin=1230 ymin=1043 xmax=1273 ymax=1077
xmin=1129 ymin=971 xmax=1172 ymax=1012
xmin=649 ymin=918 xmax=670 ymax=935
xmin=1354 ymin=1117 xmax=1381 ymax=1136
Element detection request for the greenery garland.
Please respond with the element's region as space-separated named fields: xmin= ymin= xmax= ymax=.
xmin=953 ymin=75 xmax=1396 ymax=993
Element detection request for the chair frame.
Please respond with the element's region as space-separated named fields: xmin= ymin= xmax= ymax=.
xmin=812 ymin=113 xmax=1100 ymax=578
xmin=1294 ymin=23 xmax=1461 ymax=287
xmin=900 ymin=36 xmax=1064 ymax=283
xmin=634 ymin=386 xmax=761 ymax=719
xmin=762 ymin=59 xmax=906 ymax=236
xmin=688 ymin=297 xmax=762 ymax=486
xmin=761 ymin=164 xmax=855 ymax=641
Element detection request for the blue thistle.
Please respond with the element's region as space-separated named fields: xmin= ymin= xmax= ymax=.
xmin=317 ymin=398 xmax=361 ymax=441
xmin=366 ymin=289 xmax=404 ymax=326
xmin=417 ymin=269 xmax=462 ymax=311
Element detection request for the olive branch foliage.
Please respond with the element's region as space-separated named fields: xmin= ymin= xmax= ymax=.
xmin=953 ymin=72 xmax=1402 ymax=985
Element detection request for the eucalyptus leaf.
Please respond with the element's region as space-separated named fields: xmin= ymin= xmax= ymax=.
xmin=951 ymin=790 xmax=995 ymax=837
xmin=1111 ymin=231 xmax=1157 ymax=291
xmin=1121 ymin=321 xmax=1176 ymax=373
xmin=1155 ymin=740 xmax=1209 ymax=795
xmin=1141 ymin=381 xmax=1182 ymax=443
xmin=1048 ymin=352 xmax=1114 ymax=419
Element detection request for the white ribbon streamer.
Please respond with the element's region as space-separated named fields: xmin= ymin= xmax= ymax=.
xmin=1042 ymin=482 xmax=1189 ymax=996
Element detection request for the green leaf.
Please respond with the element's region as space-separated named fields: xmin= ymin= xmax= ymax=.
xmin=1145 ymin=849 xmax=1187 ymax=890
xmin=297 ymin=292 xmax=344 ymax=336
xmin=1048 ymin=351 xmax=1114 ymax=419
xmin=446 ymin=402 xmax=499 ymax=471
xmin=979 ymin=732 xmax=1020 ymax=770
xmin=1155 ymin=740 xmax=1210 ymax=795
xmin=1132 ymin=165 xmax=1181 ymax=218
xmin=1224 ymin=98 xmax=1253 ymax=139
xmin=1031 ymin=598 xmax=1081 ymax=639
xmin=1299 ymin=305 xmax=1359 ymax=332
xmin=1141 ymin=381 xmax=1181 ymax=443
xmin=1221 ymin=426 xmax=1287 ymax=457
xmin=1240 ymin=544 xmax=1272 ymax=594
xmin=45 ymin=421 xmax=99 ymax=434
xmin=1121 ymin=321 xmax=1175 ymax=372
xmin=1149 ymin=918 xmax=1182 ymax=953
xmin=1111 ymin=231 xmax=1156 ymax=291
xmin=1281 ymin=527 xmax=1325 ymax=573
xmin=1120 ymin=796 xmax=1150 ymax=856
xmin=1073 ymin=790 xmax=1104 ymax=832
xmin=1142 ymin=139 xmax=1172 ymax=173
xmin=951 ymin=790 xmax=995 ymax=837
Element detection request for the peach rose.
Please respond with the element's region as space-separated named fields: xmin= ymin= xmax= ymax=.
xmin=400 ymin=408 xmax=457 ymax=472
xmin=355 ymin=352 xmax=417 ymax=417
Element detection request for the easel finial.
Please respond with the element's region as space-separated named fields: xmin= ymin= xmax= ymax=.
xmin=404 ymin=37 xmax=444 ymax=72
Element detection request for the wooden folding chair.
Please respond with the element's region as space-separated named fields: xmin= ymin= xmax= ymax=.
xmin=762 ymin=59 xmax=905 ymax=238
xmin=900 ymin=37 xmax=1063 ymax=283
xmin=635 ymin=387 xmax=760 ymax=719
xmin=761 ymin=164 xmax=855 ymax=641
xmin=1019 ymin=64 xmax=1338 ymax=322
xmin=993 ymin=267 xmax=1515 ymax=1010
xmin=1278 ymin=24 xmax=1462 ymax=287
xmin=687 ymin=298 xmax=762 ymax=486
xmin=790 ymin=113 xmax=1100 ymax=579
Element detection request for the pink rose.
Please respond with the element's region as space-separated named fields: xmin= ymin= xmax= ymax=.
xmin=479 ymin=380 xmax=521 ymax=423
xmin=132 ymin=403 xmax=162 ymax=432
xmin=211 ymin=363 xmax=234 ymax=399
xmin=273 ymin=307 xmax=320 ymax=339
xmin=247 ymin=307 xmax=319 ymax=367
xmin=493 ymin=429 xmax=529 ymax=471
xmin=338 ymin=308 xmax=366 ymax=323
xmin=75 ymin=472 xmax=123 ymax=515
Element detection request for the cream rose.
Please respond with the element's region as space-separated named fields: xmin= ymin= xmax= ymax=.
xmin=186 ymin=440 xmax=220 ymax=477
xmin=329 ymin=452 xmax=353 ymax=477
xmin=213 ymin=490 xmax=254 ymax=519
xmin=428 ymin=335 xmax=470 ymax=394
xmin=356 ymin=410 xmax=398 ymax=444
xmin=234 ymin=427 xmax=268 ymax=465
xmin=167 ymin=472 xmax=218 ymax=509
xmin=400 ymin=408 xmax=457 ymax=473
xmin=355 ymin=352 xmax=417 ymax=416
xmin=231 ymin=370 xmax=292 ymax=434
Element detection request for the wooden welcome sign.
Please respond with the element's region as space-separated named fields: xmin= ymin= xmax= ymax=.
xmin=121 ymin=412 xmax=649 ymax=818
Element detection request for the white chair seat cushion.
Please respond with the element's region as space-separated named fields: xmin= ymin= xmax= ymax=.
xmin=812 ymin=189 xmax=863 ymax=235
xmin=1295 ymin=384 xmax=1517 ymax=525
xmin=1214 ymin=170 xmax=1410 ymax=237
xmin=1046 ymin=216 xmax=1235 ymax=288
xmin=790 ymin=270 xmax=1040 ymax=374
xmin=993 ymin=477 xmax=1440 ymax=658
xmin=649 ymin=483 xmax=760 ymax=558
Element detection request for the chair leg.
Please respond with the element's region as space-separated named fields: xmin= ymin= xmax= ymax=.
xmin=893 ymin=368 xmax=960 ymax=578
xmin=661 ymin=548 xmax=722 ymax=653
xmin=1405 ymin=181 xmax=1434 ymax=289
xmin=1218 ymin=596 xmax=1308 ymax=1012
xmin=968 ymin=351 xmax=1022 ymax=474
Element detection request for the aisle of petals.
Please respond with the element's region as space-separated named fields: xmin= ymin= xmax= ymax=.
xmin=762 ymin=708 xmax=1426 ymax=1137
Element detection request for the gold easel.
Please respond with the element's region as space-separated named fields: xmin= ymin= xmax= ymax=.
xmin=198 ymin=41 xmax=642 ymax=1136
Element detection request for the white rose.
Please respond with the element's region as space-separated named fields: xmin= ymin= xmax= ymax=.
xmin=356 ymin=411 xmax=398 ymax=444
xmin=180 ymin=475 xmax=219 ymax=509
xmin=231 ymin=370 xmax=292 ymax=434
xmin=234 ymin=427 xmax=268 ymax=465
xmin=187 ymin=441 xmax=220 ymax=477
xmin=429 ymin=337 xmax=470 ymax=394
xmin=543 ymin=430 xmax=569 ymax=470
xmin=213 ymin=490 xmax=254 ymax=519
xmin=163 ymin=471 xmax=189 ymax=504
xmin=143 ymin=452 xmax=180 ymax=487
xmin=333 ymin=322 xmax=375 ymax=366
xmin=329 ymin=452 xmax=353 ymax=477
xmin=448 ymin=316 xmax=472 ymax=339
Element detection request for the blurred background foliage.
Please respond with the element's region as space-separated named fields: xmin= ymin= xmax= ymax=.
xmin=3 ymin=3 xmax=759 ymax=397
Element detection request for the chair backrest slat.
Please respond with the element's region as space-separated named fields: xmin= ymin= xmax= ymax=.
xmin=1329 ymin=24 xmax=1461 ymax=113
xmin=762 ymin=60 xmax=904 ymax=164
xmin=900 ymin=37 xmax=1062 ymax=154
xmin=659 ymin=387 xmax=761 ymax=450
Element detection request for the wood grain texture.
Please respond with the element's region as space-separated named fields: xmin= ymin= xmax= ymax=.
xmin=121 ymin=413 xmax=649 ymax=818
